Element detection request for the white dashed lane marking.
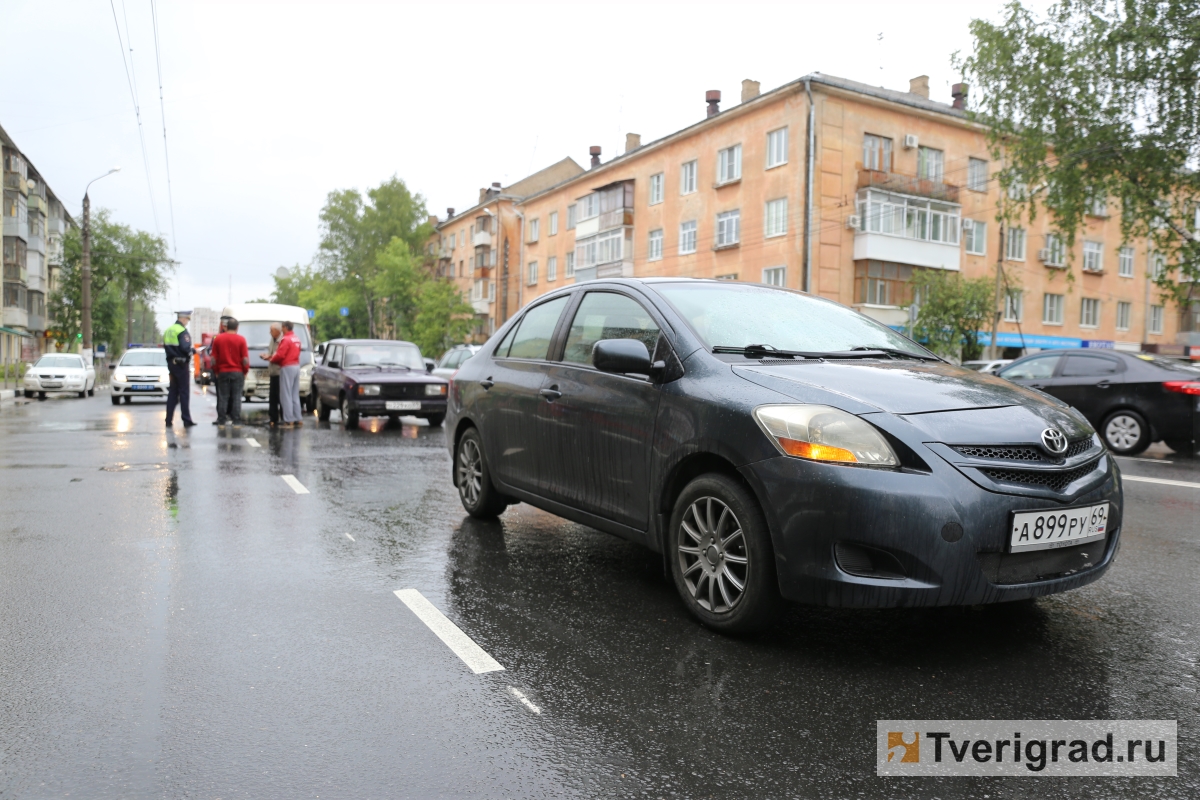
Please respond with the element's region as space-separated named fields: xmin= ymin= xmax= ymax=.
xmin=244 ymin=438 xmax=261 ymax=448
xmin=393 ymin=589 xmax=504 ymax=674
xmin=508 ymin=686 xmax=541 ymax=714
xmin=1124 ymin=475 xmax=1200 ymax=490
xmin=281 ymin=474 xmax=309 ymax=494
xmin=344 ymin=532 xmax=355 ymax=542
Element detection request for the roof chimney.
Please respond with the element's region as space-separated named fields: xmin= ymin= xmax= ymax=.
xmin=909 ymin=75 xmax=930 ymax=99
xmin=492 ymin=181 xmax=502 ymax=190
xmin=427 ymin=215 xmax=439 ymax=228
xmin=446 ymin=207 xmax=455 ymax=219
xmin=706 ymin=90 xmax=721 ymax=118
xmin=624 ymin=133 xmax=641 ymax=153
xmin=951 ymin=83 xmax=968 ymax=110
xmin=741 ymin=79 xmax=760 ymax=103
xmin=589 ymin=145 xmax=602 ymax=168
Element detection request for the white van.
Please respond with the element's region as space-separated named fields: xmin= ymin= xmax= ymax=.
xmin=220 ymin=303 xmax=314 ymax=408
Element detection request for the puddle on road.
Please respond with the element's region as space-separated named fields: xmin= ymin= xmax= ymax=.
xmin=100 ymin=462 xmax=170 ymax=472
xmin=1 ymin=463 xmax=70 ymax=469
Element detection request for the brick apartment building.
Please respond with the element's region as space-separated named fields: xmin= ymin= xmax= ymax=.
xmin=430 ymin=72 xmax=1197 ymax=358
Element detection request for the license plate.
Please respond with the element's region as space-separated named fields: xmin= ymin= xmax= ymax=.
xmin=1010 ymin=502 xmax=1109 ymax=552
xmin=132 ymin=384 xmax=155 ymax=390
xmin=43 ymin=382 xmax=62 ymax=388
xmin=386 ymin=400 xmax=421 ymax=411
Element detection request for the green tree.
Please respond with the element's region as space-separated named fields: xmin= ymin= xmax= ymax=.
xmin=408 ymin=277 xmax=477 ymax=356
xmin=910 ymin=270 xmax=995 ymax=362
xmin=959 ymin=0 xmax=1200 ymax=307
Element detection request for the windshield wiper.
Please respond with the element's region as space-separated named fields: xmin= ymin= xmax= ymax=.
xmin=712 ymin=344 xmax=827 ymax=360
xmin=376 ymin=362 xmax=412 ymax=370
xmin=849 ymin=346 xmax=942 ymax=362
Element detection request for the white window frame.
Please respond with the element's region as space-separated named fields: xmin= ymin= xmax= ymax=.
xmin=1007 ymin=228 xmax=1027 ymax=261
xmin=680 ymin=161 xmax=697 ymax=195
xmin=862 ymin=134 xmax=892 ymax=172
xmin=764 ymin=198 xmax=788 ymax=238
xmin=649 ymin=173 xmax=664 ymax=205
xmin=1044 ymin=233 xmax=1065 ymax=267
xmin=766 ymin=128 xmax=788 ymax=169
xmin=579 ymin=194 xmax=599 ymax=221
xmin=717 ymin=145 xmax=742 ymax=184
xmin=967 ymin=158 xmax=988 ymax=192
xmin=567 ymin=204 xmax=577 ymax=229
xmin=762 ymin=266 xmax=786 ymax=287
xmin=679 ymin=220 xmax=697 ymax=254
xmin=1004 ymin=290 xmax=1023 ymax=322
xmin=1089 ymin=197 xmax=1109 ymax=217
xmin=855 ymin=189 xmax=960 ymax=245
xmin=715 ymin=210 xmax=741 ymax=247
xmin=1151 ymin=252 xmax=1166 ymax=279
xmin=1043 ymin=293 xmax=1064 ymax=325
xmin=1118 ymin=246 xmax=1134 ymax=277
xmin=1080 ymin=297 xmax=1100 ymax=328
xmin=527 ymin=260 xmax=538 ymax=286
xmin=547 ymin=256 xmax=557 ymax=282
xmin=529 ymin=218 xmax=540 ymax=243
xmin=647 ymin=229 xmax=663 ymax=261
xmin=917 ymin=146 xmax=944 ymax=182
xmin=1083 ymin=241 xmax=1103 ymax=272
xmin=488 ymin=279 xmax=495 ymax=302
xmin=964 ymin=219 xmax=987 ymax=255
xmin=1116 ymin=301 xmax=1131 ymax=331
xmin=565 ymin=251 xmax=575 ymax=277
xmin=1149 ymin=304 xmax=1164 ymax=334
xmin=549 ymin=211 xmax=558 ymax=236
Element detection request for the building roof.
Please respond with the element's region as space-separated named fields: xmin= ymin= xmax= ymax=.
xmin=435 ymin=157 xmax=585 ymax=230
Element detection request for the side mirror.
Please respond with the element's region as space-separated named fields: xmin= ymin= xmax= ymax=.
xmin=328 ymin=361 xmax=340 ymax=369
xmin=424 ymin=358 xmax=435 ymax=373
xmin=593 ymin=338 xmax=652 ymax=375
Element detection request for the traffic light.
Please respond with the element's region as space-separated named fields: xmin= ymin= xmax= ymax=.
xmin=76 ymin=333 xmax=82 ymax=340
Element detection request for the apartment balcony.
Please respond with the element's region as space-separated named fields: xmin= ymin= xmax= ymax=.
xmin=27 ymin=313 xmax=44 ymax=332
xmin=853 ymin=188 xmax=962 ymax=271
xmin=27 ymin=194 xmax=47 ymax=214
xmin=27 ymin=273 xmax=45 ymax=293
xmin=2 ymin=306 xmax=28 ymax=330
xmin=470 ymin=298 xmax=490 ymax=314
xmin=473 ymin=230 xmax=492 ymax=248
xmin=858 ymin=169 xmax=960 ymax=203
xmin=3 ymin=218 xmax=27 ymax=241
xmin=47 ymin=217 xmax=66 ymax=235
xmin=3 ymin=172 xmax=28 ymax=196
xmin=27 ymin=234 xmax=44 ymax=255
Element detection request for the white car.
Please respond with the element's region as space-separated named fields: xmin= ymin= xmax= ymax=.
xmin=24 ymin=353 xmax=96 ymax=399
xmin=962 ymin=359 xmax=1013 ymax=374
xmin=431 ymin=344 xmax=481 ymax=380
xmin=110 ymin=348 xmax=170 ymax=405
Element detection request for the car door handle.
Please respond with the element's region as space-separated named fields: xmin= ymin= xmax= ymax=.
xmin=1096 ymin=380 xmax=1112 ymax=389
xmin=1029 ymin=383 xmax=1045 ymax=389
xmin=539 ymin=386 xmax=562 ymax=401
xmin=479 ymin=378 xmax=494 ymax=390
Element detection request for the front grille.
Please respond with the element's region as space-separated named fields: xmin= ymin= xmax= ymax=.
xmin=981 ymin=459 xmax=1100 ymax=493
xmin=1066 ymin=438 xmax=1093 ymax=459
xmin=954 ymin=437 xmax=1095 ymax=463
xmin=380 ymin=383 xmax=427 ymax=399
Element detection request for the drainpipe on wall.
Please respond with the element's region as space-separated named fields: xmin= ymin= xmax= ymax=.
xmin=803 ymin=79 xmax=816 ymax=294
xmin=515 ymin=210 xmax=525 ymax=312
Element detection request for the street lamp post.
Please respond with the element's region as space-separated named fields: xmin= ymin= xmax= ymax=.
xmin=81 ymin=167 xmax=120 ymax=358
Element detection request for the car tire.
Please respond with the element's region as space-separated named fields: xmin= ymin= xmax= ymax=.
xmin=455 ymin=427 xmax=509 ymax=519
xmin=425 ymin=413 xmax=445 ymax=427
xmin=669 ymin=474 xmax=780 ymax=634
xmin=111 ymin=395 xmax=121 ymax=406
xmin=1102 ymin=409 xmax=1151 ymax=455
xmin=38 ymin=392 xmax=45 ymax=400
xmin=315 ymin=392 xmax=331 ymax=422
xmin=386 ymin=414 xmax=401 ymax=426
xmin=341 ymin=396 xmax=359 ymax=429
xmin=78 ymin=390 xmax=86 ymax=398
xmin=87 ymin=386 xmax=95 ymax=397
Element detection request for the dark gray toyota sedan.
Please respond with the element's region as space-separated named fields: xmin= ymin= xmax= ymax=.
xmin=447 ymin=279 xmax=1123 ymax=633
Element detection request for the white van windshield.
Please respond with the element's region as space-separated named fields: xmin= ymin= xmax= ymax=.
xmin=235 ymin=323 xmax=311 ymax=350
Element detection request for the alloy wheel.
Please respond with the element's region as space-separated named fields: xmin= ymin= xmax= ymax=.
xmin=457 ymin=437 xmax=483 ymax=506
xmin=677 ymin=496 xmax=749 ymax=613
xmin=1105 ymin=414 xmax=1141 ymax=450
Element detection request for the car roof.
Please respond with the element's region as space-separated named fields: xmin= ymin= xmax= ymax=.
xmin=325 ymin=338 xmax=418 ymax=346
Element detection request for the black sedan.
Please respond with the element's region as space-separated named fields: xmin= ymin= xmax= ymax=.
xmin=312 ymin=339 xmax=448 ymax=427
xmin=997 ymin=349 xmax=1199 ymax=456
xmin=446 ymin=279 xmax=1123 ymax=633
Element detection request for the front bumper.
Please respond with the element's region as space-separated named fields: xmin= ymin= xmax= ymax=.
xmin=112 ymin=381 xmax=169 ymax=396
xmin=740 ymin=452 xmax=1122 ymax=608
xmin=344 ymin=397 xmax=448 ymax=417
xmin=25 ymin=378 xmax=88 ymax=392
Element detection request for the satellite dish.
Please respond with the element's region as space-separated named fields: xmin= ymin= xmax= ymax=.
xmin=275 ymin=267 xmax=291 ymax=279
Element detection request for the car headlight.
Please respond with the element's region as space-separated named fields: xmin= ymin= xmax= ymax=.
xmin=114 ymin=371 xmax=127 ymax=382
xmin=357 ymin=384 xmax=380 ymax=396
xmin=753 ymin=404 xmax=898 ymax=466
xmin=425 ymin=383 xmax=447 ymax=396
xmin=158 ymin=374 xmax=169 ymax=382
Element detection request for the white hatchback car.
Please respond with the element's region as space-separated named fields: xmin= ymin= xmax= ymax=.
xmin=24 ymin=353 xmax=96 ymax=399
xmin=110 ymin=348 xmax=170 ymax=404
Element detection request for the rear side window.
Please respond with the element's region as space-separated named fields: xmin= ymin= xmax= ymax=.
xmin=562 ymin=292 xmax=661 ymax=365
xmin=503 ymin=296 xmax=570 ymax=360
xmin=1000 ymin=354 xmax=1060 ymax=380
xmin=1061 ymin=355 xmax=1119 ymax=377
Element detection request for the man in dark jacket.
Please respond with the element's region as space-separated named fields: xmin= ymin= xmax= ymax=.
xmin=163 ymin=310 xmax=196 ymax=427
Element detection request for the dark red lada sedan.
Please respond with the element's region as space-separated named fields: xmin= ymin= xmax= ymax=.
xmin=311 ymin=339 xmax=448 ymax=428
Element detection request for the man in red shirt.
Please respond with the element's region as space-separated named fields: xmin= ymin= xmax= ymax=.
xmin=210 ymin=317 xmax=250 ymax=425
xmin=269 ymin=320 xmax=303 ymax=427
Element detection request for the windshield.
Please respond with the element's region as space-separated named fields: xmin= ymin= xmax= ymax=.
xmin=654 ymin=283 xmax=932 ymax=357
xmin=344 ymin=343 xmax=424 ymax=369
xmin=35 ymin=355 xmax=84 ymax=369
xmin=119 ymin=350 xmax=168 ymax=367
xmin=236 ymin=322 xmax=311 ymax=350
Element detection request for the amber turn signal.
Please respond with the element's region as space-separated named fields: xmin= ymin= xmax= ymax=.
xmin=777 ymin=437 xmax=859 ymax=463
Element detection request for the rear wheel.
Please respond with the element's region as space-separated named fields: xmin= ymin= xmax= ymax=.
xmin=456 ymin=427 xmax=508 ymax=518
xmin=340 ymin=395 xmax=359 ymax=429
xmin=425 ymin=413 xmax=445 ymax=428
xmin=315 ymin=392 xmax=331 ymax=421
xmin=87 ymin=386 xmax=95 ymax=397
xmin=1103 ymin=409 xmax=1150 ymax=455
xmin=669 ymin=474 xmax=779 ymax=634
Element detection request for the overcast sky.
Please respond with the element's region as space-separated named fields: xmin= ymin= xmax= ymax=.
xmin=1 ymin=0 xmax=1048 ymax=329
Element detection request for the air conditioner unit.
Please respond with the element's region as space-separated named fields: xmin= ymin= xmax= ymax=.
xmin=903 ymin=134 xmax=919 ymax=149
xmin=846 ymin=214 xmax=861 ymax=230
xmin=1037 ymin=248 xmax=1051 ymax=262
xmin=961 ymin=218 xmax=975 ymax=231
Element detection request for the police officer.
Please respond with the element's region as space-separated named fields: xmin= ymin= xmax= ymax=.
xmin=164 ymin=310 xmax=196 ymax=427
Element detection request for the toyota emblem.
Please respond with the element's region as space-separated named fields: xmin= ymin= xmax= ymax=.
xmin=1041 ymin=428 xmax=1068 ymax=456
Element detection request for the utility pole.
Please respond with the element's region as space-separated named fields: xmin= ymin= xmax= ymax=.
xmin=80 ymin=167 xmax=120 ymax=359
xmin=990 ymin=223 xmax=1006 ymax=360
xmin=501 ymin=238 xmax=509 ymax=325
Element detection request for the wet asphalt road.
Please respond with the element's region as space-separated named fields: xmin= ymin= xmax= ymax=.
xmin=1 ymin=384 xmax=1197 ymax=799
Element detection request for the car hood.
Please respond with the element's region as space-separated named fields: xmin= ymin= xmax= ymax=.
xmin=341 ymin=367 xmax=443 ymax=383
xmin=734 ymin=360 xmax=1092 ymax=444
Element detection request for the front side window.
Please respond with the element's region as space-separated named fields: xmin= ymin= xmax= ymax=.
xmin=917 ymin=146 xmax=944 ymax=181
xmin=762 ymin=266 xmax=786 ymax=287
xmin=964 ymin=219 xmax=987 ymax=255
xmin=1062 ymin=355 xmax=1118 ymax=377
xmin=1080 ymin=297 xmax=1100 ymax=327
xmin=967 ymin=158 xmax=988 ymax=192
xmin=718 ymin=145 xmax=742 ymax=184
xmin=1116 ymin=301 xmax=1131 ymax=330
xmin=679 ymin=220 xmax=697 ymax=254
xmin=562 ymin=292 xmax=660 ymax=365
xmin=648 ymin=229 xmax=663 ymax=261
xmin=1043 ymin=293 xmax=1064 ymax=325
xmin=765 ymin=198 xmax=787 ymax=238
xmin=1004 ymin=290 xmax=1023 ymax=322
xmin=716 ymin=210 xmax=741 ymax=247
xmin=680 ymin=160 xmax=697 ymax=194
xmin=547 ymin=256 xmax=557 ymax=282
xmin=649 ymin=173 xmax=664 ymax=205
xmin=766 ymin=128 xmax=788 ymax=168
xmin=1007 ymin=228 xmax=1027 ymax=261
xmin=1118 ymin=246 xmax=1134 ymax=277
xmin=527 ymin=261 xmax=538 ymax=285
xmin=1000 ymin=354 xmax=1060 ymax=380
xmin=503 ymin=296 xmax=570 ymax=360
xmin=862 ymin=134 xmax=892 ymax=172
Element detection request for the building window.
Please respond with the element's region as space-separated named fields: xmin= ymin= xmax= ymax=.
xmin=1043 ymin=233 xmax=1065 ymax=267
xmin=862 ymin=134 xmax=892 ymax=172
xmin=1089 ymin=196 xmax=1108 ymax=217
xmin=680 ymin=160 xmax=697 ymax=195
xmin=1083 ymin=241 xmax=1103 ymax=272
xmin=1008 ymin=182 xmax=1028 ymax=200
xmin=567 ymin=204 xmax=577 ymax=229
xmin=574 ymin=229 xmax=623 ymax=269
xmin=649 ymin=173 xmax=664 ymax=205
xmin=450 ymin=233 xmax=456 ymax=249
xmin=1116 ymin=301 xmax=1132 ymax=331
xmin=566 ymin=251 xmax=575 ymax=277
xmin=1149 ymin=304 xmax=1164 ymax=334
xmin=579 ymin=194 xmax=599 ymax=221
xmin=1043 ymin=293 xmax=1064 ymax=325
xmin=764 ymin=198 xmax=788 ymax=238
xmin=1151 ymin=252 xmax=1166 ymax=279
xmin=549 ymin=211 xmax=558 ymax=236
xmin=766 ymin=128 xmax=788 ymax=168
xmin=964 ymin=219 xmax=987 ymax=255
xmin=527 ymin=261 xmax=538 ymax=285
xmin=1118 ymin=246 xmax=1134 ymax=277
xmin=854 ymin=261 xmax=916 ymax=307
xmin=546 ymin=256 xmax=557 ymax=282
xmin=917 ymin=146 xmax=944 ymax=181
xmin=716 ymin=210 xmax=741 ymax=247
xmin=1007 ymin=228 xmax=1027 ymax=261
xmin=1080 ymin=297 xmax=1100 ymax=328
xmin=679 ymin=220 xmax=697 ymax=254
xmin=1004 ymin=290 xmax=1023 ymax=322
xmin=856 ymin=189 xmax=960 ymax=245
xmin=648 ymin=229 xmax=663 ymax=261
xmin=529 ymin=218 xmax=540 ymax=242
xmin=717 ymin=145 xmax=742 ymax=184
xmin=762 ymin=266 xmax=786 ymax=287
xmin=967 ymin=158 xmax=988 ymax=192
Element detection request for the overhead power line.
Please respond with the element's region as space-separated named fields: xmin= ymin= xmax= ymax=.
xmin=150 ymin=0 xmax=178 ymax=256
xmin=108 ymin=0 xmax=162 ymax=236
